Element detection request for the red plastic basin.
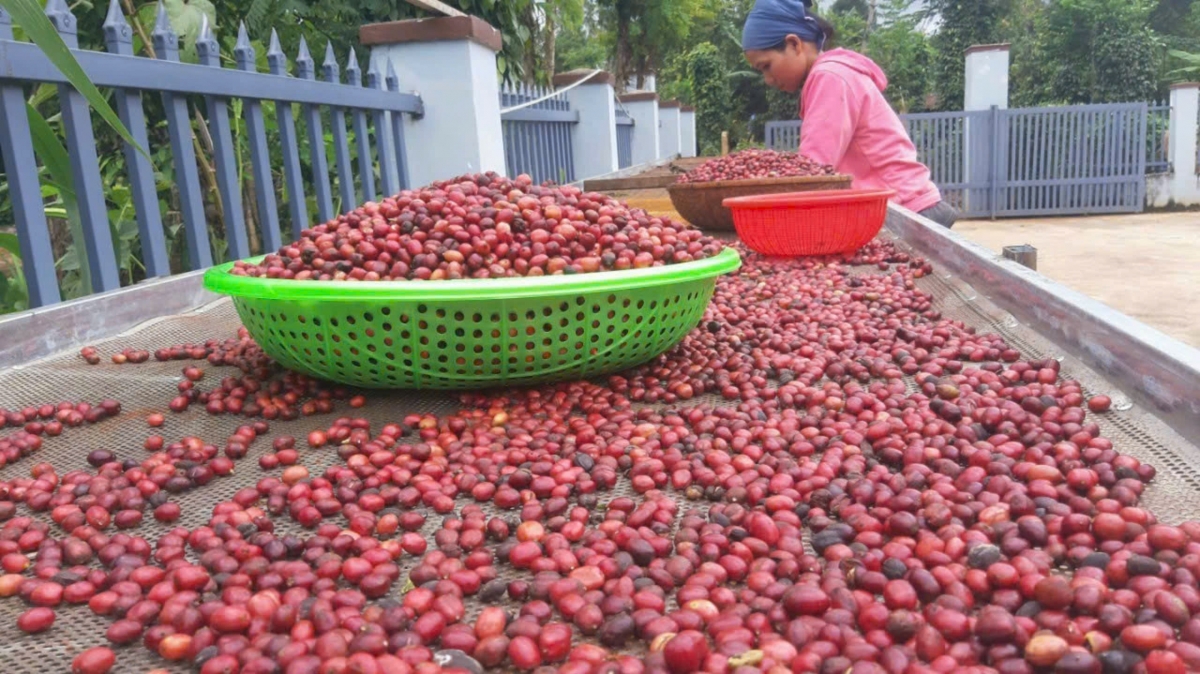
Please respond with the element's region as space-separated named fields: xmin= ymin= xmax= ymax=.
xmin=723 ymin=188 xmax=895 ymax=256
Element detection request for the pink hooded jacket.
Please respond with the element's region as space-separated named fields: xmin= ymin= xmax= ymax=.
xmin=798 ymin=49 xmax=941 ymax=213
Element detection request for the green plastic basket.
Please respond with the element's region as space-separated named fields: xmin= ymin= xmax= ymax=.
xmin=202 ymin=248 xmax=741 ymax=389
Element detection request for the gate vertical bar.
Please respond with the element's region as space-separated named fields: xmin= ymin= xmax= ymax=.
xmin=386 ymin=62 xmax=410 ymax=190
xmin=1135 ymin=103 xmax=1148 ymax=209
xmin=346 ymin=50 xmax=376 ymax=204
xmin=1033 ymin=113 xmax=1043 ymax=211
xmin=1104 ymin=110 xmax=1115 ymax=209
xmin=296 ymin=37 xmax=334 ymax=224
xmin=322 ymin=43 xmax=356 ymax=212
xmin=1084 ymin=110 xmax=1095 ymax=212
xmin=102 ymin=0 xmax=169 ymax=277
xmin=197 ymin=17 xmax=250 ymax=260
xmin=268 ymin=30 xmax=309 ymax=240
xmin=153 ymin=3 xmax=212 ymax=270
xmin=1014 ymin=114 xmax=1024 ymax=212
xmin=1075 ymin=109 xmax=1084 ymax=208
xmin=0 ymin=9 xmax=60 ymax=305
xmin=989 ymin=106 xmax=1001 ymax=218
xmin=47 ymin=0 xmax=120 ymax=290
xmin=366 ymin=62 xmax=400 ymax=196
xmin=297 ymin=38 xmax=336 ymax=223
xmin=235 ymin=23 xmax=282 ymax=254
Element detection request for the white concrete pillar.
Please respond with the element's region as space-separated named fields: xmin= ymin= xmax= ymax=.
xmin=680 ymin=107 xmax=697 ymax=158
xmin=361 ymin=16 xmax=506 ymax=188
xmin=1169 ymin=83 xmax=1200 ymax=205
xmin=554 ymin=69 xmax=619 ymax=181
xmin=964 ymin=44 xmax=1010 ymax=111
xmin=659 ymin=101 xmax=682 ymax=159
xmin=963 ymin=44 xmax=1010 ymax=215
xmin=619 ymin=92 xmax=660 ymax=166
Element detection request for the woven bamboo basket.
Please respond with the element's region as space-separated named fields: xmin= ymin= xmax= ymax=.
xmin=667 ymin=174 xmax=853 ymax=231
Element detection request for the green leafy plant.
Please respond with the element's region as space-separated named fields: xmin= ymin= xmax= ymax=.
xmin=1168 ymin=49 xmax=1200 ymax=81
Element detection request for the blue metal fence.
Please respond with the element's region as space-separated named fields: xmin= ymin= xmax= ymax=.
xmin=764 ymin=102 xmax=1150 ymax=217
xmin=500 ymin=84 xmax=578 ymax=185
xmin=768 ymin=104 xmax=1168 ymax=179
xmin=765 ymin=121 xmax=801 ymax=153
xmin=996 ymin=103 xmax=1147 ymax=216
xmin=616 ymin=106 xmax=634 ymax=169
xmin=0 ymin=1 xmax=422 ymax=308
xmin=903 ymin=110 xmax=989 ymax=214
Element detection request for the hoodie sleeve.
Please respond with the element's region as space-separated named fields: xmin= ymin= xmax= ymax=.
xmin=798 ymin=69 xmax=859 ymax=168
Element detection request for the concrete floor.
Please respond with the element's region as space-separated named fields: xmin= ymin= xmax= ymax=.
xmin=613 ymin=186 xmax=1200 ymax=349
xmin=956 ymin=212 xmax=1200 ymax=348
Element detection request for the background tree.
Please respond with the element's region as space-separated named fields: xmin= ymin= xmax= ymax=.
xmin=1014 ymin=0 xmax=1162 ymax=106
xmin=927 ymin=0 xmax=1010 ymax=110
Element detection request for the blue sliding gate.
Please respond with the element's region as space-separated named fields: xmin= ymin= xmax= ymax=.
xmin=766 ymin=102 xmax=1149 ymax=218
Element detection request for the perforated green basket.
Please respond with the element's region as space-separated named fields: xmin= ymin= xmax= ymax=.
xmin=202 ymin=248 xmax=741 ymax=389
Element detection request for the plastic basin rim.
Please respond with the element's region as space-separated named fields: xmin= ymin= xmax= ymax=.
xmin=203 ymin=247 xmax=743 ymax=302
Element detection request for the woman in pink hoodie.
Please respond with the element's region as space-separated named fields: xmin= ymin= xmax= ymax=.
xmin=742 ymin=0 xmax=959 ymax=228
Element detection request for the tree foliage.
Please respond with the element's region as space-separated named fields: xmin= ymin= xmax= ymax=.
xmin=1014 ymin=0 xmax=1162 ymax=106
xmin=928 ymin=0 xmax=1010 ymax=110
xmin=680 ymin=43 xmax=735 ymax=155
xmin=592 ymin=0 xmax=713 ymax=90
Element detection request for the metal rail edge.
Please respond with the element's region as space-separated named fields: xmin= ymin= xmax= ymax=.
xmin=0 ymin=270 xmax=218 ymax=370
xmin=887 ymin=204 xmax=1200 ymax=442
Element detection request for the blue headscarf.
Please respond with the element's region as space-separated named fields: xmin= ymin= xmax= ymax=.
xmin=742 ymin=0 xmax=825 ymax=51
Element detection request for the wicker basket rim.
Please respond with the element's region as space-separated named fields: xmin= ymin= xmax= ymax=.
xmin=667 ymin=174 xmax=851 ymax=191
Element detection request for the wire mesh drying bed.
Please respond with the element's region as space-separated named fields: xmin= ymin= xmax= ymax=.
xmin=0 ymin=235 xmax=1199 ymax=673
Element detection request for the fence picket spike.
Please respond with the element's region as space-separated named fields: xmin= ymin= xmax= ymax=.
xmin=195 ymin=14 xmax=219 ymax=65
xmin=322 ymin=41 xmax=338 ymax=76
xmin=102 ymin=0 xmax=125 ymax=33
xmin=150 ymin=1 xmax=178 ymax=58
xmin=267 ymin=30 xmax=287 ymax=76
xmin=267 ymin=28 xmax=283 ymax=60
xmin=385 ymin=59 xmax=399 ymax=89
xmin=102 ymin=0 xmax=133 ymax=50
xmin=234 ymin=22 xmax=254 ymax=70
xmin=235 ymin=21 xmax=251 ymax=51
xmin=44 ymin=0 xmax=77 ymax=46
xmin=296 ymin=36 xmax=313 ymax=79
xmin=345 ymin=47 xmax=361 ymax=84
xmin=153 ymin=0 xmax=172 ymax=34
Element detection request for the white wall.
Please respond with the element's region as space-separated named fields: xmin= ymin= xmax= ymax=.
xmin=659 ymin=106 xmax=681 ymax=159
xmin=680 ymin=111 xmax=697 ymax=158
xmin=1169 ymin=83 xmax=1200 ymax=206
xmin=371 ymin=40 xmax=506 ymax=188
xmin=563 ymin=80 xmax=619 ymax=180
xmin=623 ymin=99 xmax=660 ymax=166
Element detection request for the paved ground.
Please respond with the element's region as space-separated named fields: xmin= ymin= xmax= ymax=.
xmin=956 ymin=212 xmax=1200 ymax=348
xmin=612 ymin=186 xmax=1200 ymax=349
